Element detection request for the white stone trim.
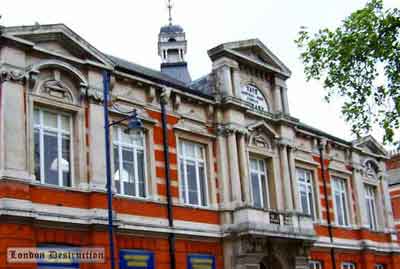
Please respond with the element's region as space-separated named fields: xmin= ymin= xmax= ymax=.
xmin=315 ymin=236 xmax=400 ymax=253
xmin=0 ymin=198 xmax=222 ymax=237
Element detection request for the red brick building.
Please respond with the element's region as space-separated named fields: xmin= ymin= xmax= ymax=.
xmin=388 ymin=151 xmax=400 ymax=241
xmin=0 ymin=21 xmax=399 ymax=269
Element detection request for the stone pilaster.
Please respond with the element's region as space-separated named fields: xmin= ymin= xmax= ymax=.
xmin=238 ymin=132 xmax=251 ymax=205
xmin=232 ymin=67 xmax=242 ymax=97
xmin=351 ymin=152 xmax=369 ymax=228
xmin=227 ymin=129 xmax=242 ymax=205
xmin=216 ymin=127 xmax=231 ymax=208
xmin=212 ymin=57 xmax=238 ymax=97
xmin=279 ymin=143 xmax=294 ymax=211
xmin=282 ymin=87 xmax=290 ymax=114
xmin=288 ymin=146 xmax=300 ymax=211
xmin=0 ymin=68 xmax=38 ymax=181
xmin=380 ymin=173 xmax=395 ymax=230
xmin=88 ymin=102 xmax=107 ymax=191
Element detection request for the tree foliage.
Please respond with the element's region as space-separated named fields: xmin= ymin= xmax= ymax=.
xmin=296 ymin=0 xmax=400 ymax=144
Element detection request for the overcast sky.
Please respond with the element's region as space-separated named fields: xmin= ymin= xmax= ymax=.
xmin=2 ymin=0 xmax=398 ymax=147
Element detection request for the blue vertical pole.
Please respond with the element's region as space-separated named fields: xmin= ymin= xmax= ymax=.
xmin=103 ymin=71 xmax=116 ymax=269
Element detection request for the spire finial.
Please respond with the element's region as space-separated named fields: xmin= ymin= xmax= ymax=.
xmin=167 ymin=0 xmax=173 ymax=25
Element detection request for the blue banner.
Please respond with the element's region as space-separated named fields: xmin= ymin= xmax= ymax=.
xmin=188 ymin=254 xmax=215 ymax=269
xmin=119 ymin=249 xmax=154 ymax=269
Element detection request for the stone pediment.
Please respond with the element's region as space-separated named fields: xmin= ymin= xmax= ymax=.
xmin=247 ymin=121 xmax=279 ymax=150
xmin=352 ymin=135 xmax=387 ymax=157
xmin=208 ymin=39 xmax=291 ymax=78
xmin=2 ymin=24 xmax=113 ymax=67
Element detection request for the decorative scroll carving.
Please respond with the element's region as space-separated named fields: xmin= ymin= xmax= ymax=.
xmin=41 ymin=80 xmax=74 ymax=103
xmin=0 ymin=67 xmax=39 ymax=87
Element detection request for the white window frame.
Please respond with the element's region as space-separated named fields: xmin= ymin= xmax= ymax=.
xmin=112 ymin=126 xmax=147 ymax=198
xmin=309 ymin=260 xmax=322 ymax=269
xmin=342 ymin=263 xmax=356 ymax=269
xmin=365 ymin=184 xmax=378 ymax=230
xmin=332 ymin=177 xmax=350 ymax=227
xmin=297 ymin=168 xmax=316 ymax=220
xmin=249 ymin=157 xmax=269 ymax=208
xmin=179 ymin=140 xmax=209 ymax=207
xmin=375 ymin=264 xmax=385 ymax=269
xmin=34 ymin=108 xmax=73 ymax=187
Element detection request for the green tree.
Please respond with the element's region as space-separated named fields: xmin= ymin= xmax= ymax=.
xmin=296 ymin=0 xmax=400 ymax=143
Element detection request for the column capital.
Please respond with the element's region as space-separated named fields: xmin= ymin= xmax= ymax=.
xmin=278 ymin=138 xmax=295 ymax=149
xmin=0 ymin=66 xmax=39 ymax=86
xmin=216 ymin=124 xmax=248 ymax=136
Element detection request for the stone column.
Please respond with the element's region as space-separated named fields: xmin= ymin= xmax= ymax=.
xmin=274 ymin=77 xmax=284 ymax=113
xmin=273 ymin=84 xmax=283 ymax=113
xmin=238 ymin=132 xmax=251 ymax=205
xmin=216 ymin=131 xmax=231 ymax=207
xmin=227 ymin=130 xmax=242 ymax=205
xmin=221 ymin=66 xmax=233 ymax=96
xmin=212 ymin=57 xmax=238 ymax=97
xmin=281 ymin=87 xmax=290 ymax=114
xmin=279 ymin=144 xmax=293 ymax=211
xmin=351 ymin=152 xmax=369 ymax=228
xmin=272 ymin=155 xmax=284 ymax=211
xmin=232 ymin=68 xmax=242 ymax=97
xmin=288 ymin=146 xmax=300 ymax=211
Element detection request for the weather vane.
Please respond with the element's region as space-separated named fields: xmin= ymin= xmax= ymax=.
xmin=167 ymin=0 xmax=173 ymax=25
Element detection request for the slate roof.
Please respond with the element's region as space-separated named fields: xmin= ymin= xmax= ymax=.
xmin=160 ymin=62 xmax=192 ymax=84
xmin=106 ymin=54 xmax=214 ymax=100
xmin=160 ymin=24 xmax=184 ymax=34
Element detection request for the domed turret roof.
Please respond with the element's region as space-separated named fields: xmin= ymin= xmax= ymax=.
xmin=160 ymin=24 xmax=184 ymax=34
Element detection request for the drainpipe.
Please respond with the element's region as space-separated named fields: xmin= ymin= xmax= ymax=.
xmin=160 ymin=88 xmax=176 ymax=269
xmin=318 ymin=139 xmax=336 ymax=269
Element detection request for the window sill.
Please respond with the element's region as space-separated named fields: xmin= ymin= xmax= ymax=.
xmin=114 ymin=193 xmax=155 ymax=203
xmin=177 ymin=202 xmax=218 ymax=211
xmin=30 ymin=180 xmax=85 ymax=192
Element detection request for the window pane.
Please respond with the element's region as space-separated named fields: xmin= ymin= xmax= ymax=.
xmin=43 ymin=131 xmax=59 ymax=185
xmin=61 ymin=135 xmax=71 ymax=187
xmin=121 ymin=131 xmax=132 ymax=144
xmin=251 ymin=173 xmax=262 ymax=208
xmin=124 ymin=181 xmax=135 ymax=196
xmin=137 ymin=150 xmax=145 ymax=197
xmin=300 ymin=190 xmax=308 ymax=214
xmin=43 ymin=111 xmax=57 ymax=128
xmin=335 ymin=193 xmax=343 ymax=225
xmin=261 ymin=175 xmax=267 ymax=208
xmin=341 ymin=193 xmax=348 ymax=225
xmin=259 ymin=159 xmax=265 ymax=172
xmin=186 ymin=161 xmax=198 ymax=205
xmin=34 ymin=109 xmax=40 ymax=125
xmin=199 ymin=165 xmax=207 ymax=206
xmin=180 ymin=161 xmax=186 ymax=203
xmin=113 ymin=146 xmax=121 ymax=193
xmin=133 ymin=133 xmax=144 ymax=147
xmin=61 ymin=115 xmax=70 ymax=132
xmin=122 ymin=149 xmax=135 ymax=196
xmin=309 ymin=189 xmax=315 ymax=219
xmin=185 ymin=142 xmax=196 ymax=158
xmin=250 ymin=159 xmax=258 ymax=171
xmin=34 ymin=129 xmax=41 ymax=181
xmin=122 ymin=147 xmax=134 ymax=162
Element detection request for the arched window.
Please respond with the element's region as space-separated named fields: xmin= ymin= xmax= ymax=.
xmin=240 ymin=84 xmax=270 ymax=112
